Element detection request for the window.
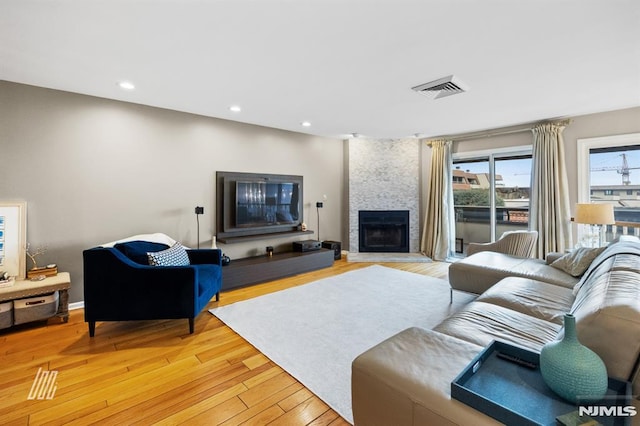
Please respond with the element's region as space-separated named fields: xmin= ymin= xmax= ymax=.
xmin=577 ymin=133 xmax=640 ymax=242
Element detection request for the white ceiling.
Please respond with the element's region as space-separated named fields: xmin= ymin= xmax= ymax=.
xmin=2 ymin=0 xmax=639 ymax=139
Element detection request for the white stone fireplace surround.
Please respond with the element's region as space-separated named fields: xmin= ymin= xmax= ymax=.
xmin=347 ymin=138 xmax=421 ymax=255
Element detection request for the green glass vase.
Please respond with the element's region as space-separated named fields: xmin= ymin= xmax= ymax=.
xmin=540 ymin=313 xmax=608 ymax=404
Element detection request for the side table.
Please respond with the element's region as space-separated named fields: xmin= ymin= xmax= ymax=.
xmin=0 ymin=272 xmax=71 ymax=323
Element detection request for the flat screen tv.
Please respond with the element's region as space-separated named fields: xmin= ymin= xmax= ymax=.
xmin=216 ymin=171 xmax=304 ymax=240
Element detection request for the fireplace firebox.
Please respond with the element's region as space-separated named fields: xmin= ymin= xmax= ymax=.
xmin=358 ymin=210 xmax=410 ymax=253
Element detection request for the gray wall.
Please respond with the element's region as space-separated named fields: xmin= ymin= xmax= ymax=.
xmin=0 ymin=81 xmax=344 ymax=303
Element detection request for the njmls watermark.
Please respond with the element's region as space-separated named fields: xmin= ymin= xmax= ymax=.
xmin=579 ymin=406 xmax=637 ymax=417
xmin=27 ymin=367 xmax=58 ymax=400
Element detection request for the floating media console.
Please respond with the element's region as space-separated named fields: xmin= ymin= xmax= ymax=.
xmin=222 ymin=249 xmax=334 ymax=290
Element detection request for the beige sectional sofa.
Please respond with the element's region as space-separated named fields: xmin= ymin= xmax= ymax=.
xmin=448 ymin=250 xmax=579 ymax=297
xmin=352 ymin=238 xmax=640 ymax=425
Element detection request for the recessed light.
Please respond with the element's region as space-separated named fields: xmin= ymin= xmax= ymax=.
xmin=117 ymin=80 xmax=135 ymax=90
xmin=229 ymin=105 xmax=242 ymax=112
xmin=301 ymin=121 xmax=311 ymax=127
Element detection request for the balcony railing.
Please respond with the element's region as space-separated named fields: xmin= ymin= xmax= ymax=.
xmin=455 ymin=206 xmax=640 ymax=255
xmin=455 ymin=205 xmax=529 ymax=225
xmin=454 ymin=205 xmax=529 ymax=254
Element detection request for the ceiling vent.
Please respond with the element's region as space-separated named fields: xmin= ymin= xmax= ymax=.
xmin=411 ymin=75 xmax=469 ymax=99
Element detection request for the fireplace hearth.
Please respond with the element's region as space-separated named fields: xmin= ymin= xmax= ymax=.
xmin=359 ymin=210 xmax=410 ymax=253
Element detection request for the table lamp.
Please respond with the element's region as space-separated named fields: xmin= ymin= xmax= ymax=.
xmin=574 ymin=203 xmax=615 ymax=247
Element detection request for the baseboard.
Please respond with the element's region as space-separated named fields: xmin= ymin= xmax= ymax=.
xmin=69 ymin=301 xmax=84 ymax=310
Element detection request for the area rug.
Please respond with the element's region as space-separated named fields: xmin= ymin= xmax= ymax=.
xmin=209 ymin=265 xmax=474 ymax=424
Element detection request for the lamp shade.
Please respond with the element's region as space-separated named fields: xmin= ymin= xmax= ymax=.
xmin=574 ymin=203 xmax=615 ymax=225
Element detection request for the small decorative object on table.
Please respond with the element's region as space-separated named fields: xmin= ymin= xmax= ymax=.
xmin=27 ymin=264 xmax=58 ymax=280
xmin=0 ymin=271 xmax=15 ymax=288
xmin=25 ymin=243 xmax=58 ymax=278
xmin=540 ymin=313 xmax=608 ymax=404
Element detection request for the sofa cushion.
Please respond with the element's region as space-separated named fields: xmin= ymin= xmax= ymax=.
xmin=433 ymin=301 xmax=561 ymax=352
xmin=550 ymin=247 xmax=605 ymax=277
xmin=147 ymin=242 xmax=190 ymax=266
xmin=449 ymin=251 xmax=579 ymax=296
xmin=476 ymin=277 xmax=575 ymax=325
xmin=114 ymin=241 xmax=170 ymax=264
xmin=570 ymin=268 xmax=640 ymax=384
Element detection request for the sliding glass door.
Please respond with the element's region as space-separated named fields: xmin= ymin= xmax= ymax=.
xmin=453 ymin=150 xmax=532 ymax=255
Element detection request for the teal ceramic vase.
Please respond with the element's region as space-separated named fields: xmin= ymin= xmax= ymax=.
xmin=540 ymin=313 xmax=608 ymax=404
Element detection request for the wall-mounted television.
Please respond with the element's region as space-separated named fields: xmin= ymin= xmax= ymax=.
xmin=216 ymin=171 xmax=304 ymax=241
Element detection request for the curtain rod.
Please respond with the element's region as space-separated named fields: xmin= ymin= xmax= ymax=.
xmin=439 ymin=118 xmax=572 ymax=142
xmin=450 ymin=126 xmax=532 ymax=142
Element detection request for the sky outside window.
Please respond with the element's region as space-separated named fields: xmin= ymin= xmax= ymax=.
xmin=590 ymin=148 xmax=640 ymax=186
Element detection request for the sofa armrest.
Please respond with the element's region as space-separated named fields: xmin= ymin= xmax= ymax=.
xmin=352 ymin=327 xmax=491 ymax=426
xmin=187 ymin=249 xmax=222 ymax=266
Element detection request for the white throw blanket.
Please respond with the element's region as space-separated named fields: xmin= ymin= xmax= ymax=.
xmin=99 ymin=232 xmax=177 ymax=248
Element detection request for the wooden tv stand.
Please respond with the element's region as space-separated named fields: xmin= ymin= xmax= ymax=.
xmin=221 ymin=249 xmax=334 ymax=290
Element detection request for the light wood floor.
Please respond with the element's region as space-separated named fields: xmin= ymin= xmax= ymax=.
xmin=0 ymin=259 xmax=450 ymax=425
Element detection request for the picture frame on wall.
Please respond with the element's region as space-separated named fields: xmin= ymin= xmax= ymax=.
xmin=0 ymin=201 xmax=27 ymax=280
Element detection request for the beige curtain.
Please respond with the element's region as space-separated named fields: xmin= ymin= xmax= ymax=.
xmin=421 ymin=139 xmax=454 ymax=260
xmin=530 ymin=122 xmax=572 ymax=258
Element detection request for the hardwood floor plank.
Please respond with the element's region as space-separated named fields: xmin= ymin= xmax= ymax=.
xmin=241 ymin=365 xmax=285 ymax=389
xmin=0 ymin=259 xmax=450 ymax=425
xmin=278 ymin=388 xmax=315 ymax=412
xmin=238 ymin=372 xmax=297 ymax=407
xmin=186 ymin=395 xmax=248 ymax=425
xmin=242 ymin=353 xmax=270 ymax=370
xmin=268 ymin=395 xmax=330 ymax=426
xmin=308 ymin=409 xmax=340 ymax=426
xmin=152 ymin=383 xmax=248 ymax=425
xmin=71 ymin=361 xmax=254 ymax=425
xmin=240 ymin=404 xmax=286 ymax=425
xmin=219 ymin=382 xmax=303 ymax=426
xmin=38 ymin=401 xmax=107 ymax=426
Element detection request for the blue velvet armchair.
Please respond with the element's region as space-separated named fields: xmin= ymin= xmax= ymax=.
xmin=83 ymin=241 xmax=223 ymax=336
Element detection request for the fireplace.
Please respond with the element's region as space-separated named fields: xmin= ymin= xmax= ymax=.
xmin=359 ymin=210 xmax=410 ymax=253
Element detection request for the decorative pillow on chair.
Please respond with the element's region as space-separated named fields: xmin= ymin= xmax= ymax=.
xmin=550 ymin=247 xmax=605 ymax=277
xmin=147 ymin=242 xmax=191 ymax=266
